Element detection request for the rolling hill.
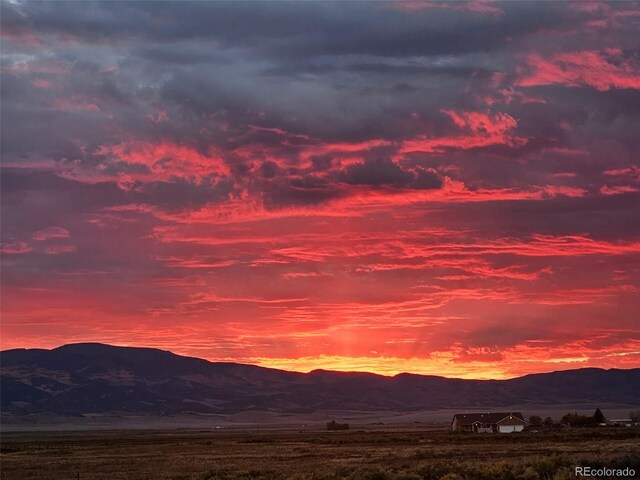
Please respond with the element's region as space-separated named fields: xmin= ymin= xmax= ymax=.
xmin=2 ymin=343 xmax=639 ymax=415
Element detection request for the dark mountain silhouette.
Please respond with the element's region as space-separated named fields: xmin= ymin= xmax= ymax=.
xmin=2 ymin=343 xmax=639 ymax=415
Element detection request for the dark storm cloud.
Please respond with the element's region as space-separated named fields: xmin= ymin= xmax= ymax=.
xmin=8 ymin=0 xmax=633 ymax=66
xmin=2 ymin=0 xmax=639 ymax=217
xmin=262 ymin=175 xmax=346 ymax=210
xmin=344 ymin=159 xmax=413 ymax=188
xmin=258 ymin=161 xmax=279 ymax=179
xmin=342 ymin=158 xmax=443 ymax=190
xmin=1 ymin=1 xmax=555 ymax=53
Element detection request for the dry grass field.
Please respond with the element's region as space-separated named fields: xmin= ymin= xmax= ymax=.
xmin=1 ymin=427 xmax=639 ymax=480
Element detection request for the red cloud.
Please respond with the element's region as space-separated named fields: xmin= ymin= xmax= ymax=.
xmin=0 ymin=28 xmax=44 ymax=48
xmin=282 ymin=272 xmax=331 ymax=279
xmin=32 ymin=226 xmax=70 ymax=241
xmin=42 ymin=244 xmax=77 ymax=255
xmin=53 ymin=98 xmax=101 ymax=113
xmin=516 ymin=50 xmax=640 ymax=91
xmin=96 ymin=141 xmax=230 ymax=182
xmin=31 ymin=79 xmax=53 ymax=89
xmin=160 ymin=256 xmax=238 ymax=269
xmin=569 ymin=2 xmax=640 ymax=30
xmin=515 ymin=284 xmax=638 ymax=306
xmin=0 ymin=241 xmax=32 ymax=255
xmin=600 ymin=165 xmax=640 ymax=195
xmin=3 ymin=59 xmax=71 ymax=75
xmin=603 ymin=165 xmax=640 ymax=180
xmin=393 ymin=1 xmax=503 ymax=16
xmin=400 ymin=110 xmax=526 ymax=154
xmin=107 ymin=175 xmax=587 ymax=229
xmin=599 ymin=185 xmax=640 ymax=195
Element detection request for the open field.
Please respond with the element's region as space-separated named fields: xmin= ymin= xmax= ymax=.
xmin=1 ymin=427 xmax=639 ymax=480
xmin=2 ymin=404 xmax=636 ymax=432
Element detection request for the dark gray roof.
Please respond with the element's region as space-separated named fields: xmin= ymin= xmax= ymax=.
xmin=452 ymin=412 xmax=525 ymax=426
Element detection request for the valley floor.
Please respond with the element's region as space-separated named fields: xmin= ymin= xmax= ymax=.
xmin=2 ymin=404 xmax=637 ymax=432
xmin=1 ymin=427 xmax=639 ymax=480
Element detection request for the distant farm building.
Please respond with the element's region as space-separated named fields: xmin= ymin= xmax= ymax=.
xmin=452 ymin=412 xmax=526 ymax=433
xmin=326 ymin=420 xmax=350 ymax=431
xmin=609 ymin=418 xmax=633 ymax=427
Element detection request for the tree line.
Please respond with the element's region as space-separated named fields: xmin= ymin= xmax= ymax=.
xmin=529 ymin=409 xmax=640 ymax=427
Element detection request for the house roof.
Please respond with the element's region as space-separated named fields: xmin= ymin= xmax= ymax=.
xmin=452 ymin=412 xmax=525 ymax=426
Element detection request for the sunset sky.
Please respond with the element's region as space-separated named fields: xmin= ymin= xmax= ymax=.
xmin=2 ymin=1 xmax=639 ymax=379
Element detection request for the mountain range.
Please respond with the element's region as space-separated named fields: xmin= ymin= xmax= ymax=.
xmin=2 ymin=343 xmax=639 ymax=416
